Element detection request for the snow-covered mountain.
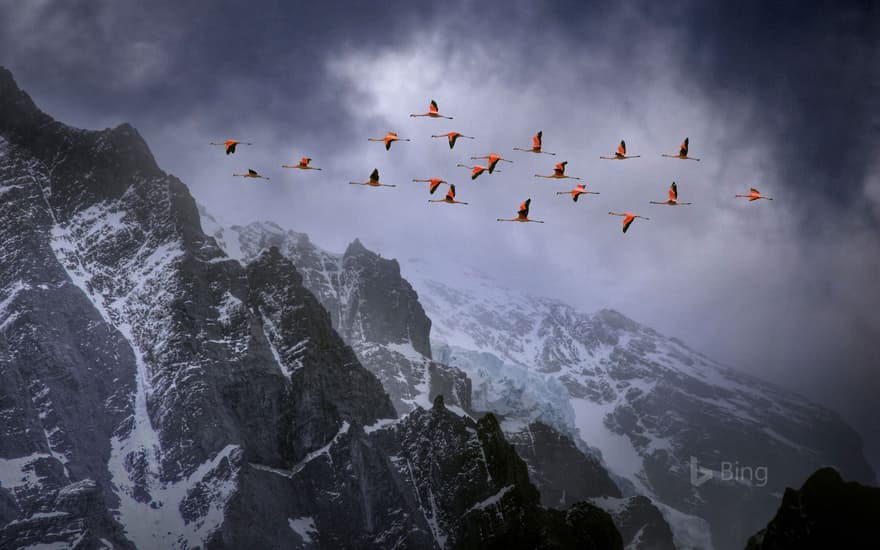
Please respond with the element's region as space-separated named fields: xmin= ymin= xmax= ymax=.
xmin=205 ymin=221 xmax=679 ymax=550
xmin=209 ymin=215 xmax=877 ymax=549
xmin=201 ymin=218 xmax=473 ymax=417
xmin=399 ymin=259 xmax=876 ymax=550
xmin=0 ymin=66 xmax=625 ymax=549
xmin=214 ymin=220 xmax=875 ymax=549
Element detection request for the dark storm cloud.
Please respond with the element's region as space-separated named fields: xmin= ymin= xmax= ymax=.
xmin=664 ymin=1 xmax=878 ymax=219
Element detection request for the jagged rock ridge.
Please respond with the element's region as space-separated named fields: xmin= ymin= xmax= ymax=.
xmin=201 ymin=218 xmax=472 ymax=417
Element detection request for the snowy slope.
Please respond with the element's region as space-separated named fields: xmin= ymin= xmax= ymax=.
xmin=399 ymin=258 xmax=876 ymax=550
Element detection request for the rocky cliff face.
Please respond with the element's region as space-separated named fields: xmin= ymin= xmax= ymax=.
xmin=204 ymin=219 xmax=472 ymax=416
xmin=0 ymin=66 xmax=622 ymax=549
xmin=745 ymin=467 xmax=880 ymax=550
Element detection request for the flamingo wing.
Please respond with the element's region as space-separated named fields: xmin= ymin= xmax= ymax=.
xmin=680 ymin=137 xmax=689 ymax=156
xmin=300 ymin=157 xmax=310 ymax=165
xmin=370 ymin=168 xmax=380 ymax=182
xmin=618 ymin=140 xmax=626 ymax=156
xmin=448 ymin=133 xmax=459 ymax=148
xmin=518 ymin=198 xmax=531 ymax=218
xmin=572 ymin=191 xmax=581 ymax=202
xmin=446 ymin=185 xmax=456 ymax=201
xmin=533 ymin=131 xmax=543 ymax=149
xmin=248 ymin=169 xmax=258 ymax=176
xmin=429 ymin=179 xmax=442 ymax=194
xmin=622 ymin=214 xmax=635 ymax=233
xmin=226 ymin=142 xmax=237 ymax=155
xmin=430 ymin=99 xmax=439 ymax=113
xmin=750 ymin=187 xmax=760 ymax=194
xmin=554 ymin=161 xmax=566 ymax=175
xmin=669 ymin=182 xmax=678 ymax=201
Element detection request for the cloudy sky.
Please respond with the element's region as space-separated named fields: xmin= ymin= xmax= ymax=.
xmin=2 ymin=0 xmax=878 ymax=470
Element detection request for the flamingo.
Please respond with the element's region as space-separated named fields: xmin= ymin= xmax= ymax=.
xmin=513 ymin=131 xmax=556 ymax=155
xmin=600 ymin=140 xmax=640 ymax=160
xmin=650 ymin=182 xmax=692 ymax=206
xmin=349 ymin=168 xmax=396 ymax=187
xmin=556 ymin=183 xmax=599 ymax=202
xmin=412 ymin=177 xmax=448 ymax=194
xmin=233 ymin=168 xmax=270 ymax=181
xmin=211 ymin=139 xmax=252 ymax=155
xmin=428 ymin=184 xmax=468 ymax=205
xmin=736 ymin=187 xmax=773 ymax=201
xmin=608 ymin=211 xmax=649 ymax=233
xmin=470 ymin=154 xmax=513 ymax=174
xmin=535 ymin=161 xmax=580 ymax=180
xmin=432 ymin=132 xmax=474 ymax=149
xmin=456 ymin=163 xmax=496 ymax=180
xmin=411 ymin=99 xmax=453 ymax=119
xmin=661 ymin=137 xmax=700 ymax=161
xmin=497 ymin=198 xmax=545 ymax=223
xmin=282 ymin=157 xmax=322 ymax=170
xmin=368 ymin=131 xmax=411 ymax=151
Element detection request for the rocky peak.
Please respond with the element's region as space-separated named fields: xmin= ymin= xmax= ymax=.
xmin=343 ymin=237 xmax=369 ymax=256
xmin=0 ymin=67 xmax=162 ymax=219
xmin=746 ymin=467 xmax=880 ymax=550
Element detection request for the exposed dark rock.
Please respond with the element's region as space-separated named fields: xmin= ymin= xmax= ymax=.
xmin=745 ymin=467 xmax=880 ymax=550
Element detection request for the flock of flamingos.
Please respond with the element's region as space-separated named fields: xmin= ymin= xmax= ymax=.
xmin=210 ymin=100 xmax=773 ymax=233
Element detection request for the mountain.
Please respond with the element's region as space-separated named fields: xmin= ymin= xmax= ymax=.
xmin=203 ymin=219 xmax=472 ymax=417
xmin=208 ymin=223 xmax=684 ymax=550
xmin=0 ymin=66 xmax=622 ymax=548
xmin=745 ymin=467 xmax=880 ymax=550
xmin=399 ymin=259 xmax=876 ymax=550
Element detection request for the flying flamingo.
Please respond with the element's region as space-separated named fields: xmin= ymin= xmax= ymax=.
xmin=428 ymin=184 xmax=468 ymax=205
xmin=456 ymin=163 xmax=496 ymax=180
xmin=535 ymin=161 xmax=580 ymax=180
xmin=233 ymin=168 xmax=270 ymax=181
xmin=470 ymin=153 xmax=513 ymax=173
xmin=349 ymin=168 xmax=396 ymax=187
xmin=497 ymin=198 xmax=545 ymax=223
xmin=211 ymin=139 xmax=252 ymax=155
xmin=368 ymin=131 xmax=411 ymax=151
xmin=608 ymin=211 xmax=649 ymax=233
xmin=736 ymin=187 xmax=773 ymax=201
xmin=557 ymin=183 xmax=599 ymax=202
xmin=650 ymin=182 xmax=692 ymax=206
xmin=431 ymin=132 xmax=474 ymax=149
xmin=412 ymin=177 xmax=448 ymax=194
xmin=411 ymin=99 xmax=453 ymax=119
xmin=513 ymin=131 xmax=556 ymax=155
xmin=600 ymin=140 xmax=640 ymax=160
xmin=282 ymin=157 xmax=322 ymax=170
xmin=661 ymin=137 xmax=701 ymax=161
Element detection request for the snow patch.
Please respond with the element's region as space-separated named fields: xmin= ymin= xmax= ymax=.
xmin=465 ymin=485 xmax=514 ymax=514
xmin=653 ymin=500 xmax=714 ymax=550
xmin=288 ymin=516 xmax=318 ymax=544
xmin=0 ymin=453 xmax=52 ymax=490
